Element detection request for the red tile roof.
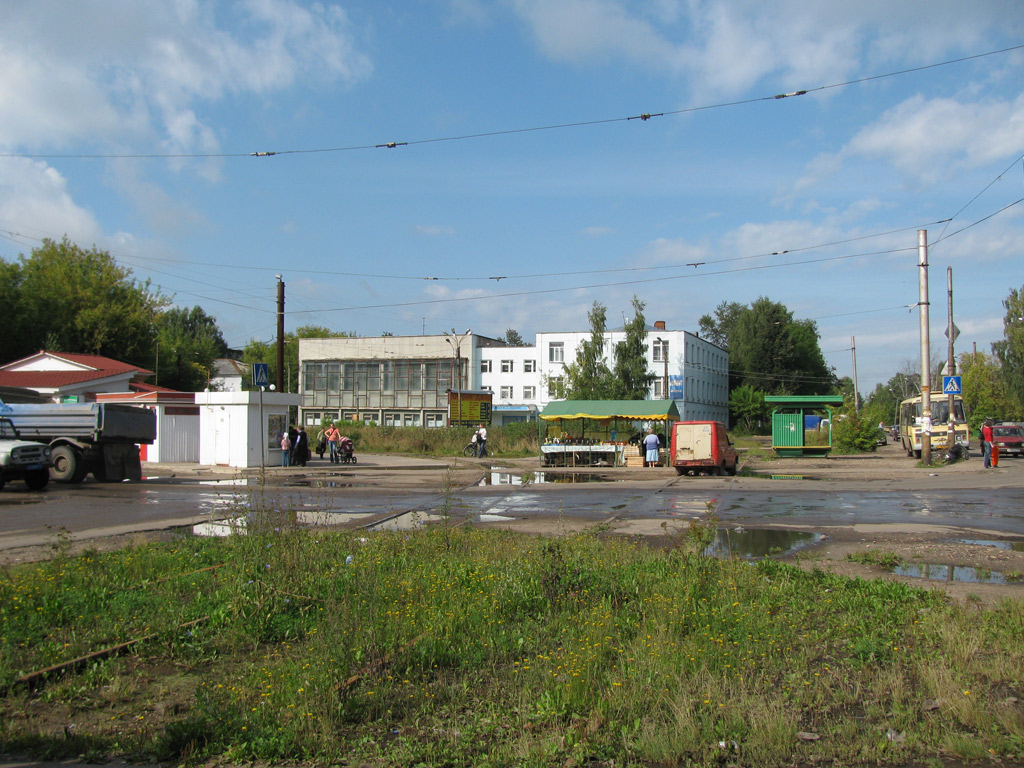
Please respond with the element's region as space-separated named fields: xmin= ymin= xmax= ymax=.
xmin=0 ymin=370 xmax=135 ymax=388
xmin=0 ymin=351 xmax=152 ymax=376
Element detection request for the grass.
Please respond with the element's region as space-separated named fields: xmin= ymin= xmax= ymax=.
xmin=2 ymin=507 xmax=1024 ymax=767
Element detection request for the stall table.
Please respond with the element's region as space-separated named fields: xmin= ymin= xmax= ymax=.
xmin=541 ymin=443 xmax=625 ymax=467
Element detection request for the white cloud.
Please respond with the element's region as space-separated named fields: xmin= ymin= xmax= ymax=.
xmin=0 ymin=158 xmax=103 ymax=244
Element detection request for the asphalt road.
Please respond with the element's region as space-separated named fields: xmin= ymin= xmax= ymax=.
xmin=2 ymin=453 xmax=1023 ymax=554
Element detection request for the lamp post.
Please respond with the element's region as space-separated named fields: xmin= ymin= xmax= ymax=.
xmin=444 ymin=328 xmax=472 ymax=426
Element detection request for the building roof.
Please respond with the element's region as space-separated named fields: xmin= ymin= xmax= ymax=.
xmin=212 ymin=358 xmax=246 ymax=377
xmin=1 ymin=350 xmax=152 ymax=376
xmin=539 ymin=399 xmax=681 ymax=421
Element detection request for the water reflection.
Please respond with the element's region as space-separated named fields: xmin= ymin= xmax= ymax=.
xmin=703 ymin=528 xmax=823 ymax=559
xmin=892 ymin=563 xmax=1019 ymax=584
xmin=957 ymin=538 xmax=1024 ymax=552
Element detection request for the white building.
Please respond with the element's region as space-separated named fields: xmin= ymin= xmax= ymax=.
xmin=297 ymin=323 xmax=729 ymax=428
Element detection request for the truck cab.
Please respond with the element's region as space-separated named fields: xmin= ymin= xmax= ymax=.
xmin=0 ymin=416 xmax=52 ymax=491
xmin=670 ymin=420 xmax=739 ymax=476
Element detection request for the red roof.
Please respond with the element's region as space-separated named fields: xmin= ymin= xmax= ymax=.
xmin=0 ymin=370 xmax=136 ymax=388
xmin=0 ymin=351 xmax=152 ymax=376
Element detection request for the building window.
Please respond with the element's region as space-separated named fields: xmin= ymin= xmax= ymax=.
xmin=426 ymin=413 xmax=445 ymax=428
xmin=501 ymin=359 xmax=513 ymax=373
xmin=547 ymin=377 xmax=562 ymax=397
xmin=549 ymin=342 xmax=564 ymax=363
xmin=480 ymin=360 xmax=491 ymax=373
xmin=653 ymin=339 xmax=669 ymax=362
xmin=653 ymin=380 xmax=665 ymax=398
xmin=523 ymin=385 xmax=536 ymax=399
xmin=524 ymin=359 xmax=536 ymax=372
xmin=500 ymin=386 xmax=513 ymax=399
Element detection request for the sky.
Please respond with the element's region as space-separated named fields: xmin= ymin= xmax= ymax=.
xmin=1 ymin=1 xmax=1023 ymax=394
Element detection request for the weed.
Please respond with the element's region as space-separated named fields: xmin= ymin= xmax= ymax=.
xmin=847 ymin=549 xmax=903 ymax=569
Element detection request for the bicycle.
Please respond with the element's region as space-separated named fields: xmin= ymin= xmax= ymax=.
xmin=463 ymin=441 xmax=478 ymax=457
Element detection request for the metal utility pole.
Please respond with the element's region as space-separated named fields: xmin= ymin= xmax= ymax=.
xmin=851 ymin=336 xmax=859 ymax=412
xmin=276 ymin=276 xmax=285 ymax=392
xmin=946 ymin=267 xmax=956 ymax=451
xmin=918 ymin=230 xmax=932 ymax=464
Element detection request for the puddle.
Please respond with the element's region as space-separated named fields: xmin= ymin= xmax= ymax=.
xmin=703 ymin=528 xmax=823 ymax=559
xmin=477 ymin=470 xmax=618 ymax=486
xmin=284 ymin=479 xmax=357 ymax=488
xmin=892 ymin=563 xmax=1020 ymax=584
xmin=369 ymin=511 xmax=449 ymax=531
xmin=957 ymin=539 xmax=1024 ymax=552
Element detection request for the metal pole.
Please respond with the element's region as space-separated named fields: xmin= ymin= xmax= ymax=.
xmin=276 ymin=276 xmax=285 ymax=393
xmin=851 ymin=336 xmax=859 ymax=412
xmin=947 ymin=267 xmax=955 ymax=452
xmin=918 ymin=230 xmax=932 ymax=464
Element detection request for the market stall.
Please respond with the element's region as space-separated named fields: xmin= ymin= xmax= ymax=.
xmin=537 ymin=400 xmax=681 ymax=467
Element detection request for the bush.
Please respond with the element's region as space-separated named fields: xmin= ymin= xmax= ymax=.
xmin=831 ymin=401 xmax=881 ymax=453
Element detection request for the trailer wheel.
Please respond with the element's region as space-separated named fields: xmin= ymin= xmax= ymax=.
xmin=25 ymin=469 xmax=49 ymax=490
xmin=51 ymin=446 xmax=87 ymax=483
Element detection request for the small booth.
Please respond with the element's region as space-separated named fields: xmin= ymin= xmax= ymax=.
xmin=766 ymin=395 xmax=845 ymax=457
xmin=538 ymin=399 xmax=680 ymax=467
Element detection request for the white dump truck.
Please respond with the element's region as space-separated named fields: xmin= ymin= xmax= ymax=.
xmin=0 ymin=416 xmax=53 ymax=491
xmin=0 ymin=400 xmax=156 ymax=483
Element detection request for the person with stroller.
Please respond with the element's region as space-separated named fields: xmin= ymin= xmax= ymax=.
xmin=325 ymin=423 xmax=341 ymax=463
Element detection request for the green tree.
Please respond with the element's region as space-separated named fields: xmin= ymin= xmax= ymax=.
xmin=155 ymin=307 xmax=228 ymax=391
xmin=728 ymin=385 xmax=768 ymax=433
xmin=959 ymin=351 xmax=1011 ymax=427
xmin=499 ymin=328 xmax=528 ymax=347
xmin=559 ymin=302 xmax=617 ymax=399
xmin=612 ymin=296 xmax=656 ymax=399
xmin=992 ymin=285 xmax=1024 ymax=417
xmin=698 ymin=301 xmax=744 ymax=348
xmin=831 ymin=399 xmax=882 ymax=453
xmin=0 ymin=259 xmax=27 ymax=363
xmin=6 ymin=237 xmax=167 ymax=365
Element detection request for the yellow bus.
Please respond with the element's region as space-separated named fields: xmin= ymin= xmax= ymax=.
xmin=898 ymin=394 xmax=970 ymax=458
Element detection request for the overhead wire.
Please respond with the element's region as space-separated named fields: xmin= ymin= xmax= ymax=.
xmin=1 ymin=44 xmax=1020 ymax=161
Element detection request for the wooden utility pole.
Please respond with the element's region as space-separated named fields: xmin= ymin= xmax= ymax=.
xmin=851 ymin=336 xmax=859 ymax=412
xmin=276 ymin=276 xmax=285 ymax=392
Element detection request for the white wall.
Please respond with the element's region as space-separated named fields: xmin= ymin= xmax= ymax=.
xmin=197 ymin=391 xmax=300 ymax=468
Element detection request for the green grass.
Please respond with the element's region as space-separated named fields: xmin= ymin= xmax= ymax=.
xmin=2 ymin=513 xmax=1023 ymax=767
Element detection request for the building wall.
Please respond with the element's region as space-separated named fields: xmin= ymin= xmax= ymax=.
xmin=197 ymin=391 xmax=300 ymax=468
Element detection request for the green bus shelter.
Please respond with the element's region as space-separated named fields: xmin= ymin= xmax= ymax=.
xmin=765 ymin=395 xmax=845 ymax=457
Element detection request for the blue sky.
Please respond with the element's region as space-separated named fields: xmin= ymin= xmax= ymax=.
xmin=1 ymin=1 xmax=1023 ymax=394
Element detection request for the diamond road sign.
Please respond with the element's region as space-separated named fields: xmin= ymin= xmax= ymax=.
xmin=944 ymin=323 xmax=961 ymax=343
xmin=252 ymin=362 xmax=270 ymax=388
xmin=942 ymin=375 xmax=962 ymax=395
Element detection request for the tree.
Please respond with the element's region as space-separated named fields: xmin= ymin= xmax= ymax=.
xmin=3 ymin=237 xmax=168 ymax=365
xmin=612 ymin=296 xmax=657 ymax=400
xmin=959 ymin=351 xmax=1013 ymax=426
xmin=499 ymin=328 xmax=528 ymax=347
xmin=559 ymin=302 xmax=617 ymax=399
xmin=992 ymin=285 xmax=1024 ymax=417
xmin=155 ymin=307 xmax=228 ymax=391
xmin=698 ymin=301 xmax=744 ymax=348
xmin=729 ymin=385 xmax=768 ymax=433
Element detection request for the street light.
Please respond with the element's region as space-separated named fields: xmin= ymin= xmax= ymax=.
xmin=444 ymin=328 xmax=472 ymax=426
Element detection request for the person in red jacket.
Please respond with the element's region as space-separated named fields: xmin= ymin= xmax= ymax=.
xmin=982 ymin=419 xmax=994 ymax=468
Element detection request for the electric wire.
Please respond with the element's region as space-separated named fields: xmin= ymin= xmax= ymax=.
xmin=1 ymin=44 xmax=1019 ymax=161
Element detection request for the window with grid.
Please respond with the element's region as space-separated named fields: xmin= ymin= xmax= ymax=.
xmin=524 ymin=360 xmax=536 ymax=372
xmin=501 ymin=359 xmax=513 ymax=373
xmin=549 ymin=342 xmax=564 ymax=362
xmin=481 ymin=360 xmax=492 ymax=373
xmin=500 ymin=385 xmax=513 ymax=399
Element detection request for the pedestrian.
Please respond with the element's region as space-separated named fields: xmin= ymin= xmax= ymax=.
xmin=982 ymin=418 xmax=994 ymax=468
xmin=287 ymin=425 xmax=299 ymax=466
xmin=476 ymin=423 xmax=488 ymax=458
xmin=280 ymin=431 xmax=291 ymax=467
xmin=326 ymin=422 xmax=341 ymax=463
xmin=295 ymin=426 xmax=309 ymax=467
xmin=643 ymin=429 xmax=660 ymax=467
xmin=315 ymin=427 xmax=327 ymax=459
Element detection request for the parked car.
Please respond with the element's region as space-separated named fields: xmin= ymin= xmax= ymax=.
xmin=992 ymin=424 xmax=1024 ymax=458
xmin=0 ymin=416 xmax=52 ymax=491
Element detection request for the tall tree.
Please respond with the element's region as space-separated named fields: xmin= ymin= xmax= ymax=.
xmin=992 ymin=285 xmax=1024 ymax=416
xmin=5 ymin=237 xmax=167 ymax=365
xmin=559 ymin=302 xmax=616 ymax=399
xmin=612 ymin=296 xmax=656 ymax=399
xmin=698 ymin=301 xmax=744 ymax=348
xmin=959 ymin=351 xmax=1015 ymax=425
xmin=155 ymin=306 xmax=228 ymax=391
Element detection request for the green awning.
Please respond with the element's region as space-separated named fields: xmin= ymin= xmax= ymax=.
xmin=539 ymin=399 xmax=680 ymax=421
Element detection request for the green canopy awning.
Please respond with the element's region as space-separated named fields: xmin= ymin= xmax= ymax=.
xmin=539 ymin=399 xmax=680 ymax=421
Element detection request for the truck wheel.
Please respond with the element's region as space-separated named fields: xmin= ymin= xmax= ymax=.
xmin=675 ymin=467 xmax=684 ymax=476
xmin=51 ymin=446 xmax=87 ymax=483
xmin=25 ymin=469 xmax=50 ymax=490
xmin=726 ymin=463 xmax=737 ymax=476
xmin=0 ymin=476 xmax=5 ymax=492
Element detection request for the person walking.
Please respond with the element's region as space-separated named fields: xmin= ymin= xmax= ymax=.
xmin=295 ymin=427 xmax=309 ymax=467
xmin=982 ymin=418 xmax=994 ymax=468
xmin=643 ymin=429 xmax=661 ymax=467
xmin=280 ymin=431 xmax=291 ymax=468
xmin=287 ymin=425 xmax=298 ymax=466
xmin=476 ymin=424 xmax=488 ymax=458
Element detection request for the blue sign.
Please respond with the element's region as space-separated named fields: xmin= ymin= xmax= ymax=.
xmin=668 ymin=375 xmax=684 ymax=400
xmin=942 ymin=375 xmax=962 ymax=395
xmin=252 ymin=362 xmax=270 ymax=388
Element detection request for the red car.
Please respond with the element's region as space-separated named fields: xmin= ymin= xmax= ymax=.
xmin=992 ymin=424 xmax=1024 ymax=458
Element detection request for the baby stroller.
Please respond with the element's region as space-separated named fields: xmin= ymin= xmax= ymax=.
xmin=339 ymin=436 xmax=356 ymax=464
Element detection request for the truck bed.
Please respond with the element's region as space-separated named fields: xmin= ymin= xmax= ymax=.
xmin=0 ymin=403 xmax=156 ymax=443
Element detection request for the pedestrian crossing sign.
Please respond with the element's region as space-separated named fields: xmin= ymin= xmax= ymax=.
xmin=942 ymin=375 xmax=962 ymax=395
xmin=252 ymin=362 xmax=270 ymax=388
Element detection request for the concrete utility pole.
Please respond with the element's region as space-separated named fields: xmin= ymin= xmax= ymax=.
xmin=918 ymin=230 xmax=932 ymax=464
xmin=946 ymin=267 xmax=956 ymax=451
xmin=276 ymin=276 xmax=285 ymax=393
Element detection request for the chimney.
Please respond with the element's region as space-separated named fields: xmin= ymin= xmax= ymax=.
xmin=654 ymin=320 xmax=666 ymax=330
